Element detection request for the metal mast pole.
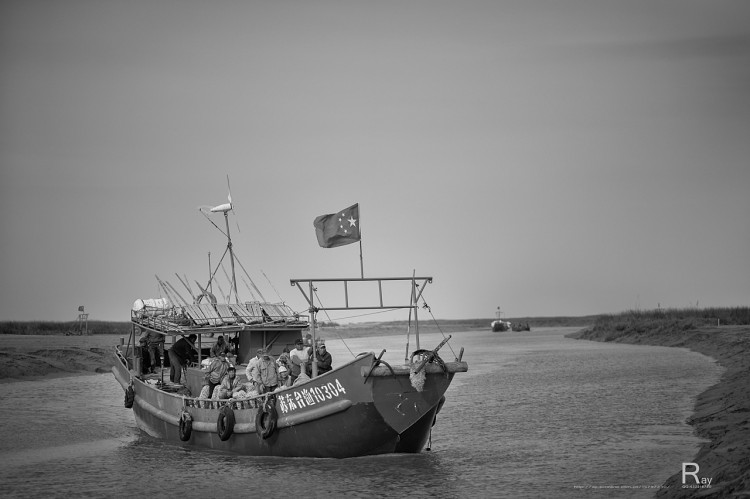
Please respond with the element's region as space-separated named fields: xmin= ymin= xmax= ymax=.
xmin=309 ymin=281 xmax=318 ymax=377
xmin=208 ymin=252 xmax=212 ymax=297
xmin=413 ymin=276 xmax=420 ymax=351
xmin=359 ymin=240 xmax=364 ymax=278
xmin=224 ymin=211 xmax=239 ymax=303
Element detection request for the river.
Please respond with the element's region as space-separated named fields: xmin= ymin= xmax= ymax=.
xmin=0 ymin=327 xmax=722 ymax=498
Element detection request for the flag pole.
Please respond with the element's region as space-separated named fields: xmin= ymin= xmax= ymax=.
xmin=359 ymin=240 xmax=364 ymax=278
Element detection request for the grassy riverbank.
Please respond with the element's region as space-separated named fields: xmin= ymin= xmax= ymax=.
xmin=0 ymin=315 xmax=597 ymax=338
xmin=568 ymin=308 xmax=750 ymax=498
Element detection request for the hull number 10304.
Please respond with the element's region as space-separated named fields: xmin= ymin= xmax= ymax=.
xmin=278 ymin=379 xmax=348 ymax=414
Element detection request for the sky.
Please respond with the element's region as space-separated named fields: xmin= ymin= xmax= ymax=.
xmin=1 ymin=0 xmax=749 ymax=324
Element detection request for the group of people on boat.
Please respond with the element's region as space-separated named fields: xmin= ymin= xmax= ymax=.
xmin=197 ymin=336 xmax=332 ymax=406
xmin=138 ymin=327 xmax=333 ymax=404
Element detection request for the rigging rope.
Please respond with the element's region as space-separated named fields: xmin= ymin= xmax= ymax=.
xmin=417 ymin=291 xmax=457 ymax=360
xmin=261 ymin=270 xmax=285 ymax=303
xmin=310 ymin=288 xmax=356 ymax=359
xmin=232 ymin=253 xmax=266 ymax=302
xmin=219 ymin=263 xmax=235 ymax=303
xmin=199 ymin=208 xmax=227 ymax=238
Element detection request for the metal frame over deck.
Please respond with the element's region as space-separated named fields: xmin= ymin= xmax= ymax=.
xmin=290 ymin=276 xmax=433 ymax=372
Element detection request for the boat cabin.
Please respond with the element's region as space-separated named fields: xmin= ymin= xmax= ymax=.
xmin=126 ymin=299 xmax=309 ymax=379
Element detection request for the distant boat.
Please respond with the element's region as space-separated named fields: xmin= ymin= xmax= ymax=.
xmin=112 ymin=191 xmax=468 ymax=458
xmin=491 ymin=306 xmax=510 ymax=332
xmin=491 ymin=320 xmax=510 ymax=332
xmin=512 ymin=322 xmax=531 ymax=332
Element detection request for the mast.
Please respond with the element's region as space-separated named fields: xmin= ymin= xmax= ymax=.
xmin=223 ymin=210 xmax=239 ymax=303
xmin=207 ymin=190 xmax=239 ymax=304
xmin=412 ymin=276 xmax=419 ymax=350
xmin=309 ymin=281 xmax=318 ymax=378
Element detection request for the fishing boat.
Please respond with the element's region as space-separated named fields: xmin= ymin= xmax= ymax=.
xmin=491 ymin=320 xmax=510 ymax=332
xmin=491 ymin=306 xmax=511 ymax=332
xmin=112 ymin=193 xmax=468 ymax=458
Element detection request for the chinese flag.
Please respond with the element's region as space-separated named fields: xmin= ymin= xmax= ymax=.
xmin=313 ymin=203 xmax=361 ymax=248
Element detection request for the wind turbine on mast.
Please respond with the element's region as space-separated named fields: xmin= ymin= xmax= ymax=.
xmin=208 ymin=175 xmax=240 ymax=304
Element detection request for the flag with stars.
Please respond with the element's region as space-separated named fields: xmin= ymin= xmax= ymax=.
xmin=313 ymin=203 xmax=361 ymax=248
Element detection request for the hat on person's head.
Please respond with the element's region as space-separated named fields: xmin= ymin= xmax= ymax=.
xmin=295 ymin=338 xmax=304 ymax=345
xmin=278 ymin=366 xmax=288 ymax=373
xmin=228 ymin=365 xmax=236 ymax=372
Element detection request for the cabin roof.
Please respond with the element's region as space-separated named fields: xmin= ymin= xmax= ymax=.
xmin=131 ymin=300 xmax=308 ymax=335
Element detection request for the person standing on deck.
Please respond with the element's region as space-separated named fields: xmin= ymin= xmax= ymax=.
xmin=140 ymin=328 xmax=165 ymax=373
xmin=313 ymin=342 xmax=332 ymax=375
xmin=168 ymin=334 xmax=197 ymax=384
xmin=289 ymin=338 xmax=309 ymax=384
xmin=252 ymin=348 xmax=279 ymax=393
xmin=244 ymin=347 xmax=264 ymax=384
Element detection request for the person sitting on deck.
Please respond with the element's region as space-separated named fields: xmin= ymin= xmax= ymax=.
xmin=252 ymin=348 xmax=279 ymax=394
xmin=276 ymin=365 xmax=292 ymax=389
xmin=210 ymin=335 xmax=231 ymax=358
xmin=199 ymin=356 xmax=228 ymax=402
xmin=211 ymin=365 xmax=245 ymax=400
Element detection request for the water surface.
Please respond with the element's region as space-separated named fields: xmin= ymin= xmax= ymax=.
xmin=0 ymin=327 xmax=722 ymax=498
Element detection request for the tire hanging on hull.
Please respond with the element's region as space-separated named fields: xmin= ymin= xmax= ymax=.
xmin=217 ymin=405 xmax=235 ymax=441
xmin=124 ymin=385 xmax=135 ymax=409
xmin=255 ymin=396 xmax=278 ymax=440
xmin=179 ymin=411 xmax=193 ymax=441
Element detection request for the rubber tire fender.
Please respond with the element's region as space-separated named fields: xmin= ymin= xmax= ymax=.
xmin=124 ymin=386 xmax=135 ymax=409
xmin=179 ymin=411 xmax=193 ymax=441
xmin=255 ymin=398 xmax=278 ymax=440
xmin=217 ymin=405 xmax=235 ymax=441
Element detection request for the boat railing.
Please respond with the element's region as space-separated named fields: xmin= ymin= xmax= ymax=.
xmin=185 ymin=396 xmax=264 ymax=411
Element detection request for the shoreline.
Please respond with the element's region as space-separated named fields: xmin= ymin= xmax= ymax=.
xmin=568 ymin=325 xmax=750 ymax=497
xmin=0 ymin=334 xmax=122 ymax=382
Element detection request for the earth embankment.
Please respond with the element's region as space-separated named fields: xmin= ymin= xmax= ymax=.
xmin=568 ymin=325 xmax=750 ymax=497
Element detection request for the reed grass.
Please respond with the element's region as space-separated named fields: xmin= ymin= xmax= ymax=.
xmin=584 ymin=306 xmax=750 ymax=341
xmin=0 ymin=320 xmax=131 ymax=336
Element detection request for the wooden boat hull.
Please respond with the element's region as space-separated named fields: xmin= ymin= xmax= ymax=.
xmin=113 ymin=346 xmax=467 ymax=458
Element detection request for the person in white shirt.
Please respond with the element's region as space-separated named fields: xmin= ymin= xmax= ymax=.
xmin=289 ymin=338 xmax=309 ymax=384
xmin=244 ymin=348 xmax=264 ymax=386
